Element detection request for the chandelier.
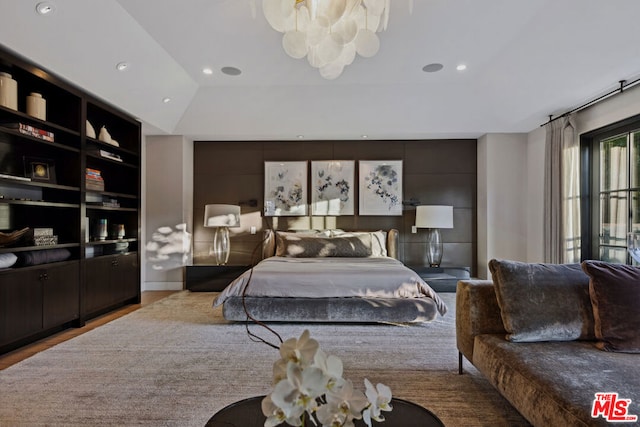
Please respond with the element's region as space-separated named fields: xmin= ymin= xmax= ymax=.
xmin=262 ymin=0 xmax=391 ymax=79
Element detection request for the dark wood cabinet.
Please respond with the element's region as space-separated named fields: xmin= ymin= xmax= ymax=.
xmin=0 ymin=268 xmax=43 ymax=348
xmin=84 ymin=253 xmax=139 ymax=317
xmin=0 ymin=46 xmax=140 ymax=353
xmin=42 ymin=261 xmax=80 ymax=328
xmin=0 ymin=261 xmax=79 ymax=351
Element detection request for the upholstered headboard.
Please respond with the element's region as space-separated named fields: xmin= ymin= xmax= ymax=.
xmin=262 ymin=229 xmax=399 ymax=260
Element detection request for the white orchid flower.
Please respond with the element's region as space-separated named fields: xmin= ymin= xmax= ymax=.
xmin=313 ymin=349 xmax=345 ymax=392
xmin=264 ymin=331 xmax=392 ymax=427
xmin=325 ymin=380 xmax=368 ymax=421
xmin=262 ymin=394 xmax=302 ymax=427
xmin=270 ymin=360 xmax=326 ymax=424
xmin=363 ymin=379 xmax=393 ymax=425
xmin=279 ymin=329 xmax=319 ymax=368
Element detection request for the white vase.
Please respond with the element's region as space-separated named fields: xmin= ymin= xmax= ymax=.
xmin=26 ymin=92 xmax=46 ymax=120
xmin=86 ymin=120 xmax=96 ymax=138
xmin=98 ymin=126 xmax=112 ymax=143
xmin=0 ymin=72 xmax=18 ymax=111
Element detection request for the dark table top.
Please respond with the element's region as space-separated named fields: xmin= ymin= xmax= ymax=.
xmin=206 ymin=395 xmax=445 ymax=427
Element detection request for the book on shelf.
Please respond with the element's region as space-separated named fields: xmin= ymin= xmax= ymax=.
xmin=86 ymin=167 xmax=103 ymax=179
xmin=86 ymin=181 xmax=105 ymax=192
xmin=98 ymin=149 xmax=122 ymax=162
xmin=2 ymin=123 xmax=55 ymax=142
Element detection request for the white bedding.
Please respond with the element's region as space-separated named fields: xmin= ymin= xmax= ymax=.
xmin=213 ymin=257 xmax=447 ymax=316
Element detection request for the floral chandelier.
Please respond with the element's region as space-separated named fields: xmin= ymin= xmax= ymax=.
xmin=262 ymin=0 xmax=392 ymax=80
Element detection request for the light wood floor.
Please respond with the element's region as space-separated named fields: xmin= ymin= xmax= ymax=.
xmin=0 ymin=291 xmax=178 ymax=371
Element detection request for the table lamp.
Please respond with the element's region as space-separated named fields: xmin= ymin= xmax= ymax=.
xmin=204 ymin=204 xmax=241 ymax=265
xmin=415 ymin=205 xmax=454 ymax=267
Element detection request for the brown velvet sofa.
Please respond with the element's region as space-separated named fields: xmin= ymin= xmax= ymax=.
xmin=456 ymin=260 xmax=640 ymax=427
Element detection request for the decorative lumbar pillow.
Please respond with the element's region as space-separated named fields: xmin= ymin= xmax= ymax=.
xmin=330 ymin=230 xmax=388 ymax=257
xmin=275 ymin=233 xmax=372 ymax=258
xmin=488 ymin=259 xmax=595 ymax=342
xmin=581 ymin=260 xmax=640 ymax=353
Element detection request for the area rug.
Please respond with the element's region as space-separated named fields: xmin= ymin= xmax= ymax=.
xmin=0 ymin=291 xmax=530 ymax=426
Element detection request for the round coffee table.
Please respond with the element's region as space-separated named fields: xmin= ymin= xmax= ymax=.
xmin=206 ymin=395 xmax=445 ymax=427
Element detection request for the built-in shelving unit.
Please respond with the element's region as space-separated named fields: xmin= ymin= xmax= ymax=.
xmin=0 ymin=46 xmax=141 ymax=353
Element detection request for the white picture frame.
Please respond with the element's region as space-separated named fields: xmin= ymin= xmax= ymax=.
xmin=310 ymin=160 xmax=355 ymax=216
xmin=358 ymin=160 xmax=403 ymax=216
xmin=264 ymin=161 xmax=308 ymax=216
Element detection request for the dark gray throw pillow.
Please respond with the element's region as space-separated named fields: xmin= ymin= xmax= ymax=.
xmin=488 ymin=259 xmax=595 ymax=342
xmin=581 ymin=260 xmax=640 ymax=353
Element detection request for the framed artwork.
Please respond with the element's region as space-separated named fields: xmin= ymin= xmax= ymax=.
xmin=311 ymin=160 xmax=355 ymax=216
xmin=24 ymin=156 xmax=56 ymax=183
xmin=264 ymin=161 xmax=308 ymax=216
xmin=358 ymin=160 xmax=403 ymax=216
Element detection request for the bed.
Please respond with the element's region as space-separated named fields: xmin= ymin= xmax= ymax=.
xmin=212 ymin=229 xmax=447 ymax=323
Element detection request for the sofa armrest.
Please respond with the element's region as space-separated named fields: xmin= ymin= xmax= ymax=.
xmin=456 ymin=280 xmax=506 ymax=365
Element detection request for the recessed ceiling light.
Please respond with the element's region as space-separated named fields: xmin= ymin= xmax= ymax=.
xmin=162 ymin=97 xmax=171 ymax=104
xmin=202 ymin=67 xmax=213 ymax=75
xmin=456 ymin=64 xmax=467 ymax=71
xmin=116 ymin=62 xmax=129 ymax=71
xmin=296 ymin=135 xmax=304 ymax=139
xmin=361 ymin=135 xmax=368 ymax=139
xmin=221 ymin=66 xmax=242 ymax=76
xmin=35 ymin=2 xmax=55 ymax=15
xmin=422 ymin=63 xmax=444 ymax=73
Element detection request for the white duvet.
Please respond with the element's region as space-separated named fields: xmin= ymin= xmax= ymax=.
xmin=213 ymin=257 xmax=447 ymax=316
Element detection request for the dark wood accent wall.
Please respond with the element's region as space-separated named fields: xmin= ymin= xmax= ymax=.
xmin=193 ymin=139 xmax=477 ymax=274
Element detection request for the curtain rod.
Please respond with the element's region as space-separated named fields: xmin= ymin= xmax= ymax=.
xmin=540 ymin=76 xmax=640 ymax=127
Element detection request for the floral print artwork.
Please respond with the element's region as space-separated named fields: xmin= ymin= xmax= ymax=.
xmin=311 ymin=161 xmax=355 ymax=216
xmin=359 ymin=160 xmax=403 ymax=215
xmin=264 ymin=161 xmax=308 ymax=216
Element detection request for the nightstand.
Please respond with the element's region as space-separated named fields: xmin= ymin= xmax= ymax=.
xmin=185 ymin=265 xmax=250 ymax=291
xmin=407 ymin=266 xmax=471 ymax=293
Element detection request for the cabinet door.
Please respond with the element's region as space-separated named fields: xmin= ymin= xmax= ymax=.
xmin=113 ymin=253 xmax=139 ymax=302
xmin=84 ymin=257 xmax=113 ymax=315
xmin=0 ymin=269 xmax=43 ymax=347
xmin=43 ymin=262 xmax=80 ymax=328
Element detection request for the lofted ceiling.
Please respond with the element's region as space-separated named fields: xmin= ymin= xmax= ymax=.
xmin=1 ymin=0 xmax=640 ymax=141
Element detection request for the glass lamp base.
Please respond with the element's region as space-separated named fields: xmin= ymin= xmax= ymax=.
xmin=210 ymin=227 xmax=230 ymax=265
xmin=426 ymin=228 xmax=443 ymax=267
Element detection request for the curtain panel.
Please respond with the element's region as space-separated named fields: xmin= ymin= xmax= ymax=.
xmin=544 ymin=115 xmax=581 ymax=263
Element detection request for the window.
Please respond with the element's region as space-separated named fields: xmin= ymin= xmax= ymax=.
xmin=581 ymin=115 xmax=640 ymax=264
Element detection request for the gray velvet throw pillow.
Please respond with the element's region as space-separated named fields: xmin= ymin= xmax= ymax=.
xmin=581 ymin=260 xmax=640 ymax=353
xmin=488 ymin=259 xmax=595 ymax=342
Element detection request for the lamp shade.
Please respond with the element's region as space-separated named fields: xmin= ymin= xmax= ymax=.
xmin=204 ymin=204 xmax=241 ymax=228
xmin=415 ymin=205 xmax=453 ymax=229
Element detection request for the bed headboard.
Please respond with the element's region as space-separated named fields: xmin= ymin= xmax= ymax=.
xmin=262 ymin=229 xmax=399 ymax=260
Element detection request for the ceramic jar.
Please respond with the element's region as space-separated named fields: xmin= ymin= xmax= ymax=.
xmin=0 ymin=72 xmax=18 ymax=111
xmin=26 ymin=92 xmax=46 ymax=120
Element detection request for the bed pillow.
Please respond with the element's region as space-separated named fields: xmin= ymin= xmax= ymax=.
xmin=488 ymin=259 xmax=595 ymax=342
xmin=275 ymin=233 xmax=372 ymax=258
xmin=17 ymin=249 xmax=72 ymax=267
xmin=581 ymin=260 xmax=640 ymax=353
xmin=330 ymin=230 xmax=388 ymax=257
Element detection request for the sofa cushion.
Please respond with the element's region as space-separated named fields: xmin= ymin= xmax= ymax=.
xmin=488 ymin=259 xmax=595 ymax=342
xmin=473 ymin=334 xmax=640 ymax=426
xmin=581 ymin=260 xmax=640 ymax=353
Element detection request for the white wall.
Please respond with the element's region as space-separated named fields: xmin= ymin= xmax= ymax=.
xmin=526 ymin=126 xmax=546 ymax=262
xmin=477 ymin=133 xmax=528 ymax=278
xmin=143 ymin=135 xmax=194 ymax=291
